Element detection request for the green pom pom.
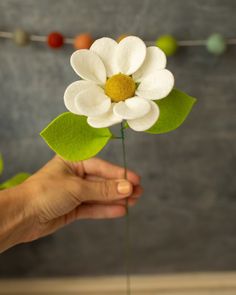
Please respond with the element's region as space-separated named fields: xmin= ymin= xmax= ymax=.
xmin=206 ymin=33 xmax=226 ymax=55
xmin=13 ymin=29 xmax=30 ymax=46
xmin=156 ymin=35 xmax=178 ymax=56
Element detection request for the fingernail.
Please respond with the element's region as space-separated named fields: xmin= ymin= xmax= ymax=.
xmin=117 ymin=180 xmax=131 ymax=194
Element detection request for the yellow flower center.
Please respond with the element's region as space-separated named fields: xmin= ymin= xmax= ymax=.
xmin=105 ymin=73 xmax=136 ymax=102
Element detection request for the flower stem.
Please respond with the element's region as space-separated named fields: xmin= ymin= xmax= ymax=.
xmin=120 ymin=121 xmax=131 ymax=295
xmin=111 ymin=135 xmax=123 ymax=139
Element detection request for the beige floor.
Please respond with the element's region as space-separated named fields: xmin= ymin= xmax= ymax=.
xmin=0 ymin=272 xmax=236 ymax=294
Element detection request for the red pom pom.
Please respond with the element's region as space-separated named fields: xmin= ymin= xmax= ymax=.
xmin=47 ymin=32 xmax=64 ymax=48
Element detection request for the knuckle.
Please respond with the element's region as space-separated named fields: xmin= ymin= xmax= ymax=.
xmin=101 ymin=181 xmax=113 ymax=200
xmin=66 ymin=177 xmax=83 ymax=200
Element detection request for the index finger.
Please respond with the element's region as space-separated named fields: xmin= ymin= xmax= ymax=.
xmin=81 ymin=158 xmax=141 ymax=186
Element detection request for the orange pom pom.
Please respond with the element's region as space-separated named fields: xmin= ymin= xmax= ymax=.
xmin=74 ymin=33 xmax=93 ymax=49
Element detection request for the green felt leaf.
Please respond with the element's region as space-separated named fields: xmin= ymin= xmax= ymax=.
xmin=40 ymin=113 xmax=112 ymax=161
xmin=146 ymin=88 xmax=196 ymax=134
xmin=0 ymin=153 xmax=3 ymax=175
xmin=0 ymin=173 xmax=30 ymax=190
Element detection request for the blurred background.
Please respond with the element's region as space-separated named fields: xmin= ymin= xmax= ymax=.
xmin=0 ymin=0 xmax=236 ymax=278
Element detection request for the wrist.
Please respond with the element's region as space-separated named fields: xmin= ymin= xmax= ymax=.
xmin=0 ymin=183 xmax=35 ymax=253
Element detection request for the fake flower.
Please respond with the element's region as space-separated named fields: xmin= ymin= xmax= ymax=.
xmin=64 ymin=36 xmax=174 ymax=131
xmin=40 ymin=35 xmax=196 ymax=162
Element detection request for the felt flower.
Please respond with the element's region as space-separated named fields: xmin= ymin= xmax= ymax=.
xmin=64 ymin=36 xmax=174 ymax=131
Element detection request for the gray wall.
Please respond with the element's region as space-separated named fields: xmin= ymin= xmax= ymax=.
xmin=0 ymin=0 xmax=236 ymax=277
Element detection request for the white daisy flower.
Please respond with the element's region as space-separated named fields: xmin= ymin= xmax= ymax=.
xmin=64 ymin=36 xmax=174 ymax=131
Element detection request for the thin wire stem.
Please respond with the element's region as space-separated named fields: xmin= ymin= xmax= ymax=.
xmin=120 ymin=121 xmax=130 ymax=295
xmin=120 ymin=123 xmax=127 ymax=179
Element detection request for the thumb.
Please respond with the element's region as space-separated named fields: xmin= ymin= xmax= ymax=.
xmin=79 ymin=179 xmax=133 ymax=202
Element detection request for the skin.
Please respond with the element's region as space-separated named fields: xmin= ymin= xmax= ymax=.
xmin=0 ymin=156 xmax=143 ymax=253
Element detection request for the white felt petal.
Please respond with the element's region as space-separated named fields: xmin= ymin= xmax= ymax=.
xmin=70 ymin=49 xmax=106 ymax=84
xmin=136 ymin=69 xmax=174 ymax=100
xmin=115 ymin=36 xmax=146 ymax=75
xmin=90 ymin=37 xmax=118 ymax=77
xmin=127 ymin=101 xmax=160 ymax=132
xmin=64 ymin=80 xmax=97 ymax=114
xmin=75 ymin=86 xmax=111 ymax=117
xmin=133 ymin=46 xmax=167 ymax=82
xmin=87 ymin=104 xmax=122 ymax=128
xmin=113 ymin=97 xmax=151 ymax=120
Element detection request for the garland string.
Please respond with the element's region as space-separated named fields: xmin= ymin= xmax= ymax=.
xmin=1 ymin=31 xmax=236 ymax=46
xmin=120 ymin=122 xmax=131 ymax=295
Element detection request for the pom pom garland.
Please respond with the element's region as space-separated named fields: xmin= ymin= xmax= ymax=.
xmin=155 ymin=35 xmax=178 ymax=56
xmin=206 ymin=33 xmax=227 ymax=55
xmin=47 ymin=32 xmax=64 ymax=48
xmin=74 ymin=33 xmax=93 ymax=49
xmin=0 ymin=29 xmax=235 ymax=56
xmin=13 ymin=29 xmax=30 ymax=46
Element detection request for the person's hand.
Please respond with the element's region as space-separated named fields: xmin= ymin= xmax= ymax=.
xmin=18 ymin=156 xmax=142 ymax=244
